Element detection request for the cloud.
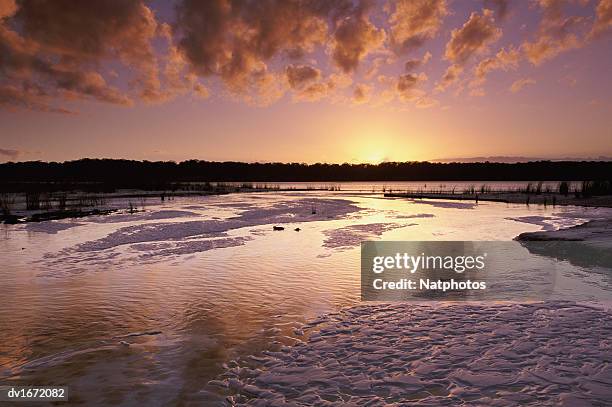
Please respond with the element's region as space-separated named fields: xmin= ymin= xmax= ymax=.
xmin=473 ymin=46 xmax=520 ymax=83
xmin=521 ymin=0 xmax=586 ymax=65
xmin=331 ymin=5 xmax=385 ymax=73
xmin=374 ymin=72 xmax=434 ymax=107
xmin=510 ymin=78 xmax=536 ymax=93
xmin=0 ymin=148 xmax=21 ymax=159
xmin=176 ymin=0 xmax=330 ymax=77
xmin=469 ymin=87 xmax=486 ymax=97
xmin=0 ymin=83 xmax=74 ymax=114
xmin=0 ymin=0 xmax=16 ymax=19
xmin=415 ymin=96 xmax=439 ymax=108
xmin=0 ymin=0 xmax=173 ymax=111
xmin=17 ymin=0 xmax=162 ymax=100
xmin=174 ymin=0 xmax=375 ymax=102
xmin=559 ymin=75 xmax=578 ymax=87
xmin=444 ymin=9 xmax=502 ymax=64
xmin=352 ymin=84 xmax=372 ymax=104
xmin=404 ymin=51 xmax=432 ymax=72
xmin=235 ymin=70 xmax=286 ymax=107
xmin=388 ymin=0 xmax=448 ymax=53
xmin=436 ymin=64 xmax=463 ymax=91
xmin=0 ymin=0 xmax=607 ymax=111
xmin=157 ymin=23 xmax=207 ymax=102
xmin=437 ymin=8 xmax=501 ymax=93
xmin=294 ymin=82 xmax=331 ymax=102
xmin=176 ymin=0 xmax=349 ymax=94
xmin=589 ymin=0 xmax=612 ymax=39
xmin=396 ymin=72 xmax=428 ymax=102
xmin=291 ymin=72 xmax=351 ymax=102
xmin=484 ymin=0 xmax=510 ymax=20
xmin=364 ymin=55 xmax=394 ymax=79
xmin=286 ymin=64 xmax=321 ymax=89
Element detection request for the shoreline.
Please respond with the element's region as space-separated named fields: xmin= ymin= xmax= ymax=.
xmin=516 ymin=218 xmax=612 ymax=242
xmin=385 ymin=192 xmax=612 ymax=208
xmin=0 ymin=187 xmax=333 ymax=224
xmin=516 ymin=219 xmax=612 ymax=269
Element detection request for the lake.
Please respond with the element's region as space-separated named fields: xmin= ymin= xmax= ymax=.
xmin=1 ymin=190 xmax=611 ymax=405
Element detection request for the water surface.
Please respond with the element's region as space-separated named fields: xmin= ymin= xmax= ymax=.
xmin=1 ymin=191 xmax=611 ymax=405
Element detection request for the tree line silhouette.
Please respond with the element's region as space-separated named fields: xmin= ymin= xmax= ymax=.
xmin=1 ymin=159 xmax=611 ymax=192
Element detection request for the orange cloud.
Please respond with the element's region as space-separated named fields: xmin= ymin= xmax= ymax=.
xmin=175 ymin=0 xmax=337 ymax=102
xmin=331 ymin=7 xmax=385 ymax=73
xmin=352 ymin=84 xmax=372 ymax=104
xmin=0 ymin=0 xmax=608 ymax=112
xmin=589 ymin=0 xmax=612 ymax=39
xmin=484 ymin=0 xmax=510 ymax=20
xmin=445 ymin=9 xmax=502 ymax=64
xmin=0 ymin=84 xmax=74 ymax=113
xmin=397 ymin=72 xmax=428 ymax=102
xmin=437 ymin=8 xmax=501 ymax=92
xmin=522 ymin=0 xmax=586 ymax=65
xmin=18 ymin=0 xmax=161 ymax=101
xmin=436 ymin=64 xmax=464 ymax=92
xmin=291 ymin=72 xmax=351 ymax=103
xmin=473 ymin=46 xmax=520 ymax=84
xmin=0 ymin=0 xmax=17 ymax=19
xmin=388 ymin=0 xmax=448 ymax=53
xmin=404 ymin=51 xmax=432 ymax=72
xmin=510 ymin=78 xmax=536 ymax=93
xmin=286 ymin=65 xmax=321 ymax=90
xmin=0 ymin=0 xmax=174 ymax=110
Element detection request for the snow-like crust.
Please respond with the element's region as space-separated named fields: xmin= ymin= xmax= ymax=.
xmin=517 ymin=219 xmax=612 ymax=242
xmin=23 ymin=221 xmax=84 ymax=234
xmin=403 ymin=199 xmax=476 ymax=209
xmin=322 ymin=223 xmax=415 ymax=250
xmin=394 ymin=213 xmax=435 ymax=219
xmin=88 ymin=209 xmax=200 ymax=223
xmin=76 ymin=198 xmax=360 ymax=252
xmin=37 ymin=198 xmax=362 ymax=272
xmin=217 ymin=302 xmax=612 ymax=406
xmin=505 ymin=215 xmax=589 ymax=232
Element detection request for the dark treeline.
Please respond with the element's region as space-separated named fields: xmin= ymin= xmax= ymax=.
xmin=1 ymin=159 xmax=611 ymax=192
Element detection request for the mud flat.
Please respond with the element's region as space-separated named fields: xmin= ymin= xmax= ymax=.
xmin=217 ymin=301 xmax=612 ymax=406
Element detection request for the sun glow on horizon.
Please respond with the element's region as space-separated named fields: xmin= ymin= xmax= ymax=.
xmin=371 ymin=152 xmax=391 ymax=164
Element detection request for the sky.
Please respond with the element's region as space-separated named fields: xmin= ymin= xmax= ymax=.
xmin=0 ymin=0 xmax=611 ymax=164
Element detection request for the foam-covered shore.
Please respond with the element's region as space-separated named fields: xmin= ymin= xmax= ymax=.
xmin=216 ymin=302 xmax=612 ymax=406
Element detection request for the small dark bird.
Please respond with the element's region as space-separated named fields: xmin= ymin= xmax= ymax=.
xmin=294 ymin=227 xmax=301 ymax=231
xmin=273 ymin=226 xmax=284 ymax=231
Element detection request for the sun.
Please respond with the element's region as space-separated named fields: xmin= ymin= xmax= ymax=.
xmin=364 ymin=151 xmax=387 ymax=164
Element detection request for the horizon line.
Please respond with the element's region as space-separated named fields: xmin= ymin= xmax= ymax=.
xmin=3 ymin=157 xmax=612 ymax=166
